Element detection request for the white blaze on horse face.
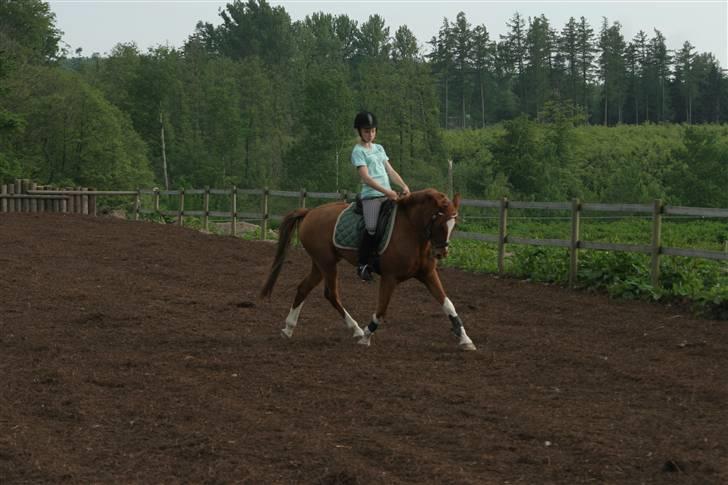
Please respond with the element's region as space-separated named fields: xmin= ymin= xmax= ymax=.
xmin=445 ymin=218 xmax=456 ymax=242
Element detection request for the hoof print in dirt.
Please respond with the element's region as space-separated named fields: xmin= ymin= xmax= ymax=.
xmin=237 ymin=301 xmax=255 ymax=308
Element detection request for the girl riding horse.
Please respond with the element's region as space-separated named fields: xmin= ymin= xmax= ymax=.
xmin=260 ymin=188 xmax=478 ymax=351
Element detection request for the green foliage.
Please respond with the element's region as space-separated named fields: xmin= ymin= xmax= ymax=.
xmin=1 ymin=64 xmax=153 ymax=188
xmin=443 ymin=217 xmax=727 ymax=318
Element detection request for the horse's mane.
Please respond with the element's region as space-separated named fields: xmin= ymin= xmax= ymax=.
xmin=399 ymin=188 xmax=453 ymax=213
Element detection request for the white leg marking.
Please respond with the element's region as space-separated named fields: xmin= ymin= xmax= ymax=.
xmin=442 ymin=297 xmax=476 ymax=351
xmin=357 ymin=313 xmax=379 ymax=346
xmin=442 ymin=297 xmax=457 ymax=317
xmin=344 ymin=310 xmax=365 ymax=338
xmin=281 ymin=302 xmax=304 ymax=338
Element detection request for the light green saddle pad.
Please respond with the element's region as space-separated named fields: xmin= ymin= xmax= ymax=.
xmin=333 ymin=202 xmax=397 ymax=255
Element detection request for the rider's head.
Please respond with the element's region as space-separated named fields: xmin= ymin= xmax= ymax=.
xmin=354 ymin=111 xmax=377 ymax=142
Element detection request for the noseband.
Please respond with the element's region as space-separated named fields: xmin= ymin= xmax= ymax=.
xmin=424 ymin=210 xmax=458 ymax=249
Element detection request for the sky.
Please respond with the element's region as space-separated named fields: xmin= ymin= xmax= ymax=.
xmin=49 ymin=0 xmax=728 ymax=66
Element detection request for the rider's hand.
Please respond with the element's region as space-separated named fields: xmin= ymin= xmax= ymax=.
xmin=401 ymin=186 xmax=410 ymax=197
xmin=385 ymin=189 xmax=398 ymax=201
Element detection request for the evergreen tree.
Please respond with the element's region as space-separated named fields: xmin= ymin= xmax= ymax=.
xmin=451 ymin=12 xmax=473 ymax=128
xmin=559 ymin=17 xmax=580 ymax=107
xmin=524 ymin=14 xmax=553 ymax=117
xmin=598 ymin=18 xmax=626 ymax=125
xmin=673 ymin=41 xmax=697 ymax=123
xmin=575 ymin=16 xmax=597 ymax=121
xmin=428 ymin=18 xmax=455 ymax=128
xmin=470 ymin=24 xmax=494 ymax=127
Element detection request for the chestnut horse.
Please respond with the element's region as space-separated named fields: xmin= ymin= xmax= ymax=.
xmin=260 ymin=188 xmax=477 ymax=351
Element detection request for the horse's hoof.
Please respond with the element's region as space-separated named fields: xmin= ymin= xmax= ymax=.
xmin=460 ymin=342 xmax=477 ymax=351
xmin=281 ymin=327 xmax=294 ymax=339
xmin=352 ymin=327 xmax=365 ymax=338
xmin=357 ymin=335 xmax=371 ymax=347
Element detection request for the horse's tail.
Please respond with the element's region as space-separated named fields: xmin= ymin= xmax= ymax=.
xmin=260 ymin=208 xmax=310 ymax=299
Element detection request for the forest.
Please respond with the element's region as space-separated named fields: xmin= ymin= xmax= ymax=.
xmin=1 ymin=0 xmax=727 ymax=208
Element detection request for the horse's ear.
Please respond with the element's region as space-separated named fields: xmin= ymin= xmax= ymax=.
xmin=453 ymin=193 xmax=461 ymax=210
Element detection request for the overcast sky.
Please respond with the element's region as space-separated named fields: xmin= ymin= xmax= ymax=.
xmin=50 ymin=0 xmax=727 ymax=66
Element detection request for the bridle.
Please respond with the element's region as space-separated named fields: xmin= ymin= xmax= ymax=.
xmin=424 ymin=210 xmax=458 ymax=250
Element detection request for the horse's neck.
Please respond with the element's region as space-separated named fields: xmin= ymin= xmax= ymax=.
xmin=399 ymin=202 xmax=430 ymax=237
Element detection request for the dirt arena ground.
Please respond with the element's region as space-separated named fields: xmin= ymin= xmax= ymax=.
xmin=1 ymin=213 xmax=726 ymax=484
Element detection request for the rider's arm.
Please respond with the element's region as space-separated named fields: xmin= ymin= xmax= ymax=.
xmin=385 ymin=161 xmax=410 ymax=195
xmin=358 ymin=166 xmax=397 ymax=200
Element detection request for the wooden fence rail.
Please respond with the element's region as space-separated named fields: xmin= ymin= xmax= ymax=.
xmin=0 ymin=179 xmax=99 ymax=215
xmin=3 ymin=179 xmax=727 ymax=287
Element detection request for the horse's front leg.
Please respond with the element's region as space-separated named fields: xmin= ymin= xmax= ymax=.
xmin=418 ymin=269 xmax=477 ymax=351
xmin=358 ymin=275 xmax=397 ymax=347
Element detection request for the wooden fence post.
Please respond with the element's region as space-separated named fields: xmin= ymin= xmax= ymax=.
xmin=8 ymin=183 xmax=16 ymax=212
xmin=231 ymin=186 xmax=238 ymax=237
xmin=497 ymin=196 xmax=508 ymax=275
xmin=300 ymin=188 xmax=306 ymax=208
xmin=133 ymin=188 xmax=140 ymax=220
xmin=650 ymin=198 xmax=663 ymax=287
xmin=261 ymin=187 xmax=269 ymax=241
xmin=203 ymin=186 xmax=210 ymax=232
xmin=447 ymin=159 xmax=454 ymax=199
xmin=1 ymin=184 xmax=7 ymax=213
xmin=89 ymin=188 xmax=97 ymax=216
xmin=15 ymin=180 xmax=22 ymax=212
xmin=29 ymin=182 xmax=37 ymax=213
xmin=569 ymin=198 xmax=581 ymax=287
xmin=177 ymin=188 xmax=185 ymax=226
xmin=153 ymin=187 xmax=160 ymax=214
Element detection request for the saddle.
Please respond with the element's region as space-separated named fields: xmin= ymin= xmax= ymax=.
xmin=332 ymin=197 xmax=397 ymax=256
xmin=353 ymin=195 xmax=395 ymax=245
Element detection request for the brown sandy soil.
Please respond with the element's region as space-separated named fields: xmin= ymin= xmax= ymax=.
xmin=1 ymin=213 xmax=726 ymax=484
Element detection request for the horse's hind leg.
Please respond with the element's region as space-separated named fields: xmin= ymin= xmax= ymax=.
xmin=281 ymin=262 xmax=322 ymax=338
xmin=321 ymin=263 xmax=365 ymax=339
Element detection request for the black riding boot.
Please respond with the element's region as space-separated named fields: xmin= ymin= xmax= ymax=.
xmin=357 ymin=231 xmax=376 ymax=281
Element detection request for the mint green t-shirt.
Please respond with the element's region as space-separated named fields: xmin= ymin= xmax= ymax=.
xmin=351 ymin=143 xmax=391 ymax=199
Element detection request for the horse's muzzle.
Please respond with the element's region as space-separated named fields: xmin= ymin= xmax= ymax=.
xmin=432 ymin=244 xmax=449 ymax=259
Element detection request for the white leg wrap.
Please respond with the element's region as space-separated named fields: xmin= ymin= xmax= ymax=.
xmin=442 ymin=297 xmax=457 ymax=317
xmin=458 ymin=327 xmax=476 ymax=350
xmin=344 ymin=310 xmax=364 ymax=338
xmin=357 ymin=313 xmax=379 ymax=346
xmin=442 ymin=297 xmax=476 ymax=350
xmin=281 ymin=302 xmax=303 ymax=338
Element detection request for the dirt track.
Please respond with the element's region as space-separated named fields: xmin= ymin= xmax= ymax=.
xmin=1 ymin=213 xmax=726 ymax=484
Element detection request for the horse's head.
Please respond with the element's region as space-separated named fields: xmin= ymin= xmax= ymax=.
xmin=401 ymin=189 xmax=461 ymax=260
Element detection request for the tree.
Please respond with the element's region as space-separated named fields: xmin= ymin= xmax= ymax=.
xmin=391 ymin=25 xmax=419 ymax=63
xmin=559 ymin=17 xmax=580 ymax=107
xmin=598 ymin=19 xmax=626 ymax=125
xmin=524 ymin=14 xmax=553 ymax=117
xmin=575 ymin=17 xmax=597 ymax=120
xmin=0 ymin=0 xmax=62 ymax=64
xmin=673 ymin=41 xmax=697 ymax=123
xmin=470 ymin=24 xmax=494 ymax=127
xmin=200 ymin=0 xmax=294 ymax=65
xmin=648 ymin=30 xmax=672 ymax=122
xmin=355 ymin=14 xmax=390 ymax=60
xmin=451 ymin=12 xmax=473 ymax=128
xmin=502 ymin=13 xmax=528 ymax=111
xmin=427 ymin=18 xmax=455 ymax=127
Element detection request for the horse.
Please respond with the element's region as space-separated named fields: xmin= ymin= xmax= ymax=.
xmin=260 ymin=188 xmax=477 ymax=351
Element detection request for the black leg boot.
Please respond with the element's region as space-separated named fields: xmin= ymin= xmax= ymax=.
xmin=357 ymin=231 xmax=376 ymax=281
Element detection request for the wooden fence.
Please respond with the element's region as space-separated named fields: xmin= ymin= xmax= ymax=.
xmin=3 ymin=179 xmax=727 ymax=287
xmin=0 ymin=179 xmax=137 ymax=215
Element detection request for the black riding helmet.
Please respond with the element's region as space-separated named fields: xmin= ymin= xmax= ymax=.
xmin=354 ymin=111 xmax=377 ymax=130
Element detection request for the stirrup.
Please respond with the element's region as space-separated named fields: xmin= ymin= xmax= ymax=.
xmin=357 ymin=264 xmax=373 ymax=282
